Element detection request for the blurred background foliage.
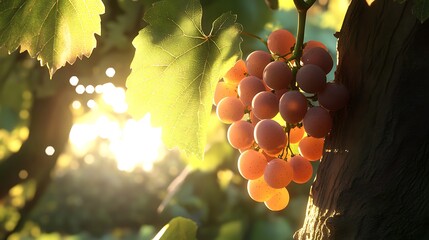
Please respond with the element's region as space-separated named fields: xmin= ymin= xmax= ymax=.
xmin=0 ymin=0 xmax=348 ymax=239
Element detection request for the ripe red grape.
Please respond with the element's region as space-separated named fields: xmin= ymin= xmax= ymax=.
xmin=216 ymin=96 xmax=244 ymax=124
xmin=247 ymin=176 xmax=277 ymax=202
xmin=289 ymin=126 xmax=305 ymax=144
xmin=264 ymin=187 xmax=290 ymax=211
xmin=279 ymin=90 xmax=308 ymax=124
xmin=303 ymin=106 xmax=332 ymax=138
xmin=252 ymin=91 xmax=279 ymax=119
xmin=296 ymin=64 xmax=327 ymax=93
xmin=267 ymin=29 xmax=296 ymax=57
xmin=263 ymin=148 xmax=284 ymax=158
xmin=254 ymin=119 xmax=287 ymax=153
xmin=238 ymin=149 xmax=267 ymax=180
xmin=303 ymin=40 xmax=328 ymax=55
xmin=213 ymin=81 xmax=237 ymax=106
xmin=302 ymin=47 xmax=333 ymax=74
xmin=227 ymin=120 xmax=254 ymax=149
xmin=224 ymin=59 xmax=247 ymax=85
xmin=289 ymin=155 xmax=313 ymax=183
xmin=274 ymin=88 xmax=288 ymax=101
xmin=318 ymin=82 xmax=349 ymax=111
xmin=246 ymin=50 xmax=272 ymax=79
xmin=238 ymin=76 xmax=266 ymax=107
xmin=262 ymin=150 xmax=276 ymax=161
xmin=298 ymin=136 xmax=324 ymax=161
xmin=263 ymin=61 xmax=292 ymax=90
xmin=264 ymin=158 xmax=293 ymax=188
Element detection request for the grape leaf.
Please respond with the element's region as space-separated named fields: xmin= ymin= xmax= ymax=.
xmin=126 ymin=0 xmax=242 ymax=161
xmin=413 ymin=0 xmax=429 ymax=22
xmin=0 ymin=0 xmax=105 ymax=76
xmin=154 ymin=217 xmax=197 ymax=240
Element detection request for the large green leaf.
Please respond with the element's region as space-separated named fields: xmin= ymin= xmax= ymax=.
xmin=126 ymin=0 xmax=242 ymax=161
xmin=154 ymin=217 xmax=197 ymax=240
xmin=0 ymin=0 xmax=105 ymax=76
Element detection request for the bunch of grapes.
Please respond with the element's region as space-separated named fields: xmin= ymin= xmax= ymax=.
xmin=213 ymin=29 xmax=349 ymax=211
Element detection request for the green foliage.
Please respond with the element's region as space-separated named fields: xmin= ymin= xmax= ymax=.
xmin=183 ymin=113 xmax=234 ymax=172
xmin=126 ymin=0 xmax=242 ymax=163
xmin=154 ymin=217 xmax=197 ymax=240
xmin=215 ymin=220 xmax=243 ymax=240
xmin=249 ymin=218 xmax=293 ymax=240
xmin=200 ymin=0 xmax=271 ymax=52
xmin=0 ymin=0 xmax=105 ymax=76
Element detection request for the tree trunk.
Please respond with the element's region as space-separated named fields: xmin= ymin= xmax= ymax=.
xmin=295 ymin=0 xmax=429 ymax=239
xmin=0 ymin=89 xmax=73 ymax=199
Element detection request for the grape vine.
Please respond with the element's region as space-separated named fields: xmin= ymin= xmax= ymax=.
xmin=213 ymin=0 xmax=349 ymax=211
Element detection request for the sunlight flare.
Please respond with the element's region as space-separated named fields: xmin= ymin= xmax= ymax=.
xmin=68 ymin=82 xmax=165 ymax=172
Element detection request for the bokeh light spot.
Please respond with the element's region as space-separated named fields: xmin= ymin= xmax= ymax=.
xmin=106 ymin=67 xmax=116 ymax=78
xmin=45 ymin=146 xmax=55 ymax=156
xmin=85 ymin=85 xmax=95 ymax=94
xmin=69 ymin=76 xmax=79 ymax=86
xmin=76 ymin=85 xmax=85 ymax=94
xmin=18 ymin=169 xmax=28 ymax=179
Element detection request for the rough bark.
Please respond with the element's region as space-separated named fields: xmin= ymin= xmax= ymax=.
xmin=295 ymin=0 xmax=429 ymax=239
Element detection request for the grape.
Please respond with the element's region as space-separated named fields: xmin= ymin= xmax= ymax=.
xmin=263 ymin=148 xmax=284 ymax=158
xmin=279 ymin=90 xmax=308 ymax=124
xmin=303 ymin=106 xmax=332 ymax=138
xmin=289 ymin=155 xmax=313 ymax=183
xmin=289 ymin=126 xmax=305 ymax=144
xmin=249 ymin=111 xmax=261 ymax=127
xmin=302 ymin=47 xmax=334 ymax=74
xmin=298 ymin=136 xmax=324 ymax=161
xmin=303 ymin=40 xmax=328 ymax=55
xmin=238 ymin=150 xmax=267 ymax=180
xmin=264 ymin=187 xmax=290 ymax=211
xmin=296 ymin=64 xmax=327 ymax=93
xmin=246 ymin=50 xmax=272 ymax=79
xmin=274 ymin=88 xmax=288 ymax=101
xmin=261 ymin=78 xmax=272 ymax=91
xmin=254 ymin=119 xmax=287 ymax=153
xmin=224 ymin=59 xmax=247 ymax=85
xmin=263 ymin=61 xmax=293 ymax=90
xmin=264 ymin=158 xmax=293 ymax=188
xmin=227 ymin=120 xmax=254 ymax=149
xmin=252 ymin=91 xmax=279 ymax=119
xmin=267 ymin=29 xmax=296 ymax=57
xmin=213 ymin=81 xmax=237 ymax=106
xmin=213 ymin=37 xmax=338 ymax=212
xmin=262 ymin=151 xmax=276 ymax=161
xmin=216 ymin=97 xmax=245 ymax=124
xmin=318 ymin=82 xmax=349 ymax=111
xmin=238 ymin=76 xmax=266 ymax=107
xmin=247 ymin=176 xmax=277 ymax=202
